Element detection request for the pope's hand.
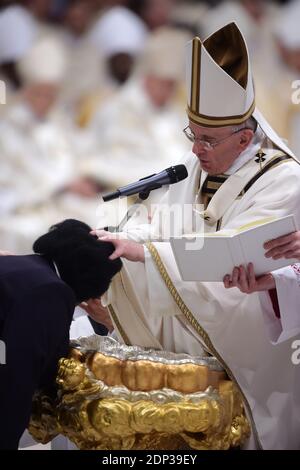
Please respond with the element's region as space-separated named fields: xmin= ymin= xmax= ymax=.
xmin=80 ymin=298 xmax=114 ymax=332
xmin=91 ymin=230 xmax=145 ymax=263
xmin=223 ymin=263 xmax=275 ymax=293
xmin=0 ymin=250 xmax=14 ymax=256
xmin=264 ymin=231 xmax=300 ymax=260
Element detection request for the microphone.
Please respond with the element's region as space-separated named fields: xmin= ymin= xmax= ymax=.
xmin=102 ymin=164 xmax=188 ymax=202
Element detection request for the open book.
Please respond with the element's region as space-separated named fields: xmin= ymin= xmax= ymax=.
xmin=170 ymin=215 xmax=299 ymax=282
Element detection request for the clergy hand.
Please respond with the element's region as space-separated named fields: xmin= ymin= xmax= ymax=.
xmin=80 ymin=299 xmax=114 ymax=332
xmin=264 ymin=231 xmax=300 ymax=260
xmin=223 ymin=263 xmax=275 ymax=293
xmin=91 ymin=230 xmax=145 ymax=263
xmin=0 ymin=250 xmax=14 ymax=255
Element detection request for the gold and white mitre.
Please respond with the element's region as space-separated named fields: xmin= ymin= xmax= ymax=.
xmin=185 ymin=22 xmax=296 ymax=160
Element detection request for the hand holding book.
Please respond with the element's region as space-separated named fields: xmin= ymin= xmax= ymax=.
xmin=171 ymin=215 xmax=299 ymax=282
xmin=223 ymin=263 xmax=275 ymax=293
xmin=223 ymin=230 xmax=300 ymax=294
xmin=264 ymin=231 xmax=300 ymax=260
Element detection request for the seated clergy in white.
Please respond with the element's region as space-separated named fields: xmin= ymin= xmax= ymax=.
xmin=87 ymin=6 xmax=148 ymax=89
xmin=89 ymin=23 xmax=300 ymax=449
xmin=0 ymin=4 xmax=37 ymax=94
xmin=0 ymin=35 xmax=101 ymax=254
xmin=82 ymin=26 xmax=191 ymax=188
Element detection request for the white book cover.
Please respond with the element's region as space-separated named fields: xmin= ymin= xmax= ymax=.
xmin=170 ymin=215 xmax=299 ymax=282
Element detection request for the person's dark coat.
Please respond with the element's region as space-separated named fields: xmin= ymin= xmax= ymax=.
xmin=0 ymin=254 xmax=76 ymax=449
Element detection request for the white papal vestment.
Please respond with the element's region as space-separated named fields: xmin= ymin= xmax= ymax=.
xmin=102 ymin=142 xmax=300 ymax=449
xmin=259 ymin=264 xmax=300 ymax=344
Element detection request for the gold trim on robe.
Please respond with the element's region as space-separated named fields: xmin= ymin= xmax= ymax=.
xmin=108 ymin=304 xmax=131 ymax=346
xmin=145 ymin=241 xmax=262 ymax=450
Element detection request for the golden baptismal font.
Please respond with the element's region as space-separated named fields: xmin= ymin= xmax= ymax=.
xmin=29 ymin=336 xmax=250 ymax=450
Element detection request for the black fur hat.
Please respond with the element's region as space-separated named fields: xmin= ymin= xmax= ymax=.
xmin=33 ymin=219 xmax=122 ymax=303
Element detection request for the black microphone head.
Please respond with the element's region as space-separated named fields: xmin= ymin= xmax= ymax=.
xmin=166 ymin=165 xmax=188 ymax=184
xmin=102 ymin=190 xmax=121 ymax=202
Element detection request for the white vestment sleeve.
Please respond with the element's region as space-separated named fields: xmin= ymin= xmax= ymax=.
xmin=259 ymin=265 xmax=300 ymax=344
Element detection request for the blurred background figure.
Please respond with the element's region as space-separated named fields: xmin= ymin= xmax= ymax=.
xmin=128 ymin=0 xmax=174 ymax=31
xmin=58 ymin=0 xmax=105 ymax=114
xmin=257 ymin=0 xmax=300 ymax=158
xmin=201 ymin=0 xmax=280 ymax=74
xmin=170 ymin=0 xmax=208 ymax=35
xmin=75 ymin=4 xmax=148 ymax=127
xmin=78 ymin=26 xmax=191 ymax=190
xmin=88 ymin=5 xmax=148 ymax=86
xmin=0 ymin=3 xmax=37 ymax=94
xmin=23 ymin=0 xmax=54 ymax=22
xmin=0 ymin=35 xmax=101 ymax=253
xmin=1 ymin=0 xmax=300 ymax=255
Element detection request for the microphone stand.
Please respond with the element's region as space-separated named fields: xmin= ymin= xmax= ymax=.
xmin=105 ymin=189 xmax=151 ymax=233
xmin=100 ymin=165 xmax=187 ymax=232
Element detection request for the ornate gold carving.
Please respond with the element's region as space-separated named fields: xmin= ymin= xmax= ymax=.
xmin=29 ymin=337 xmax=250 ymax=450
xmin=107 ymin=303 xmax=131 ymax=345
xmin=87 ymin=352 xmax=226 ymax=394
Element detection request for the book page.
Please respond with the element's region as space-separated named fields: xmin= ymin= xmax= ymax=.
xmin=171 ymin=215 xmax=298 ymax=282
xmin=238 ymin=214 xmax=298 ymax=276
xmin=170 ymin=236 xmax=235 ymax=282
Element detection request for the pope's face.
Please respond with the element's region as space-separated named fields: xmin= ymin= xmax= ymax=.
xmin=189 ymin=121 xmax=250 ymax=175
